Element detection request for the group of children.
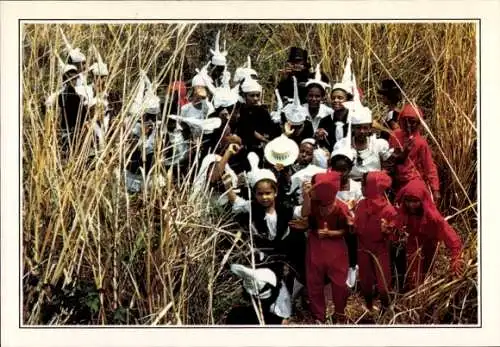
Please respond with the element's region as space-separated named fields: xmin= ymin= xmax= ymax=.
xmin=44 ymin=29 xmax=464 ymax=325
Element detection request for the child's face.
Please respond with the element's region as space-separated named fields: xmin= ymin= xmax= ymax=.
xmin=255 ymin=181 xmax=276 ymax=208
xmin=353 ymin=124 xmax=372 ymax=139
xmin=298 ymin=143 xmax=314 ymax=165
xmin=331 ymin=90 xmax=347 ymax=110
xmin=404 ymin=196 xmax=422 ymax=214
xmin=245 ymin=92 xmax=261 ymax=106
xmin=306 ymin=87 xmax=323 ymax=108
xmin=401 ymin=117 xmax=420 ymax=134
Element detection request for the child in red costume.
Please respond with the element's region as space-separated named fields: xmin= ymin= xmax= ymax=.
xmin=355 ymin=171 xmax=398 ymax=311
xmin=300 ymin=171 xmax=351 ymax=323
xmin=389 ymin=104 xmax=440 ymax=203
xmin=396 ymin=179 xmax=463 ymax=289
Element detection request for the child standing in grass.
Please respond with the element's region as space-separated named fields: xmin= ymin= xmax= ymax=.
xmin=389 ymin=104 xmax=441 ymax=203
xmin=330 ymin=149 xmax=364 ymax=289
xmin=354 ymin=171 xmax=397 ymax=313
xmin=396 ymin=179 xmax=464 ymax=290
xmin=299 ymin=171 xmax=351 ymax=323
xmin=223 ymin=163 xmax=302 ymax=288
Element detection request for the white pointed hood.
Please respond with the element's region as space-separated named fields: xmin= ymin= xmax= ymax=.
xmin=54 ymin=50 xmax=77 ymax=75
xmin=59 ymin=27 xmax=86 ymax=63
xmin=210 ymin=31 xmax=228 ymax=67
xmin=89 ymin=45 xmax=109 ymax=76
xmin=281 ymin=76 xmax=307 ymax=125
xmin=246 ymin=152 xmax=277 ymax=188
xmin=305 ymin=63 xmax=330 ymax=91
xmin=212 ymin=67 xmax=239 ymax=109
xmin=192 ymin=61 xmax=213 ymax=88
xmin=332 ymin=53 xmax=353 ymax=94
xmin=344 ymin=73 xmax=372 ymax=125
xmin=233 ymin=55 xmax=258 ymax=84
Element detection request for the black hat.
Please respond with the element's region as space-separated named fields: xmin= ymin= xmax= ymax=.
xmin=287 ymin=47 xmax=308 ymax=63
xmin=377 ymin=79 xmax=403 ymax=95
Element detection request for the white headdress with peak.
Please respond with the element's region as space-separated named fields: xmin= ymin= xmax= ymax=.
xmin=210 ymin=31 xmax=228 ymax=67
xmin=230 ymin=264 xmax=277 ymax=299
xmin=212 ymin=67 xmax=239 ymax=109
xmin=89 ymin=45 xmax=109 ymax=77
xmin=305 ymin=63 xmax=330 ymax=91
xmin=240 ymin=77 xmax=262 ymax=94
xmin=59 ymin=27 xmax=86 ymax=63
xmin=54 ymin=50 xmax=77 ymax=75
xmin=281 ymin=76 xmax=308 ymax=125
xmin=332 ymin=52 xmax=354 ymax=94
xmin=192 ymin=61 xmax=213 ymax=88
xmin=246 ymin=152 xmax=277 ymax=188
xmin=129 ymin=70 xmax=160 ymax=116
xmin=344 ymin=72 xmax=372 ymax=125
xmin=233 ymin=55 xmax=258 ymax=84
xmin=270 ymin=89 xmax=284 ymax=124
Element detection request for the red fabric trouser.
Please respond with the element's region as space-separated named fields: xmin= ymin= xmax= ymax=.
xmin=406 ymin=240 xmax=439 ymax=289
xmin=306 ymin=233 xmax=349 ymax=321
xmin=357 ymin=243 xmax=392 ymax=308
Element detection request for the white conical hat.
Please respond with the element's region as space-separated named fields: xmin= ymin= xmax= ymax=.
xmin=270 ymin=89 xmax=284 ymax=123
xmin=210 ymin=31 xmax=228 ymax=67
xmin=230 ymin=264 xmax=277 ymax=299
xmin=54 ymin=50 xmax=77 ymax=75
xmin=344 ymin=73 xmax=372 ymax=125
xmin=240 ymin=77 xmax=262 ymax=93
xmin=212 ymin=68 xmax=239 ymax=108
xmin=192 ymin=61 xmax=213 ymax=88
xmin=89 ymin=45 xmax=108 ymax=76
xmin=331 ymin=52 xmax=354 ymax=94
xmin=59 ymin=27 xmax=86 ymax=63
xmin=129 ymin=70 xmax=150 ymax=116
xmin=281 ymin=76 xmax=308 ymax=125
xmin=341 ymin=53 xmax=353 ymax=88
xmin=245 ymin=152 xmax=277 ymax=188
xmin=233 ymin=55 xmax=258 ymax=84
xmin=305 ymin=63 xmax=330 ymax=91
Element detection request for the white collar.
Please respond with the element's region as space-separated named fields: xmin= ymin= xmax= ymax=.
xmin=305 ymin=103 xmax=331 ymax=121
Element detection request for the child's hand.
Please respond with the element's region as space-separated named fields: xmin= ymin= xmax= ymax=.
xmin=315 ymin=128 xmax=327 ymax=140
xmin=222 ymin=173 xmax=234 ymax=190
xmin=274 ymin=163 xmax=285 ymax=172
xmin=302 ymin=181 xmax=312 ymax=198
xmin=318 ymin=222 xmax=333 ymax=238
xmin=225 ymin=143 xmax=241 ymax=157
xmin=381 ymin=218 xmax=394 ymax=234
xmin=284 ymin=122 xmax=295 ymax=136
xmin=289 ymin=218 xmax=309 ymax=230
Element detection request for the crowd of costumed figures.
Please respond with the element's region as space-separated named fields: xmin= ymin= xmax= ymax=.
xmin=43 ymin=29 xmax=464 ymax=324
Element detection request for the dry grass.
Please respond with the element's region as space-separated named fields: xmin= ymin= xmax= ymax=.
xmin=22 ymin=22 xmax=477 ymax=325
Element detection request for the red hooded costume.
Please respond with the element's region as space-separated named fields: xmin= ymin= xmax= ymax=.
xmin=388 ymin=104 xmax=440 ymax=194
xmin=168 ymin=81 xmax=189 ymax=108
xmin=306 ymin=171 xmax=350 ymax=322
xmin=354 ymin=171 xmax=398 ymax=307
xmin=396 ymin=179 xmax=462 ymax=289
